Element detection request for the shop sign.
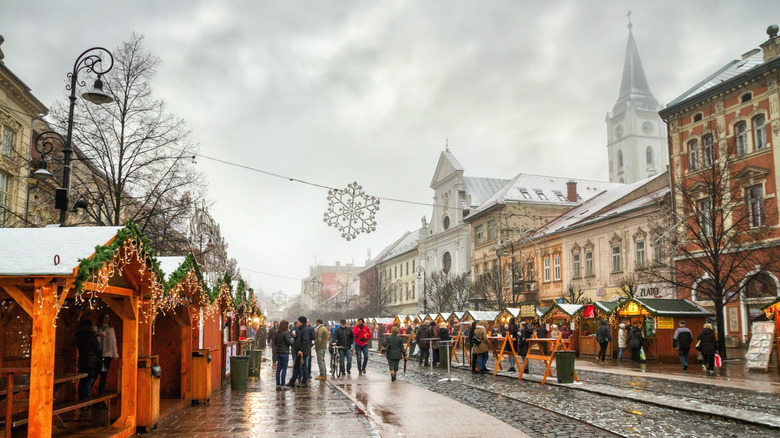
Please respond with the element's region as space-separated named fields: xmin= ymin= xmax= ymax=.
xmin=597 ymin=288 xmax=606 ymax=296
xmin=520 ymin=304 xmax=535 ymax=318
xmin=551 ymin=310 xmax=567 ymax=320
xmin=582 ymin=305 xmax=595 ymax=319
xmin=620 ymin=302 xmax=642 ymax=316
xmin=657 ymin=317 xmax=674 ymax=329
xmin=636 ymin=284 xmax=674 ymax=299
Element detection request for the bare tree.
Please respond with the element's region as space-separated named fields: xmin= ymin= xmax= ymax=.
xmin=359 ymin=269 xmax=393 ymax=316
xmin=562 ymin=283 xmax=591 ymax=305
xmin=616 ymin=273 xmax=640 ymax=300
xmin=471 ymin=267 xmax=509 ymax=311
xmin=646 ymin=125 xmax=780 ymax=358
xmin=50 ymin=34 xmax=204 ymax=253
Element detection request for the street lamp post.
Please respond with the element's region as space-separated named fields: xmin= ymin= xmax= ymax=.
xmin=416 ymin=265 xmax=426 ymax=314
xmin=33 ymin=47 xmax=114 ymax=226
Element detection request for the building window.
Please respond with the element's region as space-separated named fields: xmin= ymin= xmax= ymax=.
xmin=688 ymin=140 xmax=699 ymax=171
xmin=611 ymin=245 xmax=622 ymax=272
xmin=527 ymin=261 xmax=535 ymax=282
xmin=543 ymin=258 xmax=550 ymax=282
xmin=554 ymin=191 xmax=567 ymax=202
xmin=646 ymin=147 xmax=653 ymax=166
xmin=475 ymin=225 xmax=484 ymax=245
xmin=736 ymin=122 xmax=748 ymax=156
xmin=635 ymin=240 xmax=646 ymax=268
xmin=553 ymin=256 xmax=561 ymax=281
xmin=697 ymin=198 xmax=713 ymax=237
xmin=585 ymin=251 xmax=594 ymax=276
xmin=572 ymin=253 xmax=581 ymax=278
xmin=536 ymin=190 xmax=547 ymax=201
xmin=1 ymin=126 xmax=16 ymax=157
xmin=406 ymin=262 xmax=409 ymax=275
xmin=412 ymin=283 xmax=415 ymax=299
xmin=0 ymin=172 xmax=9 ymax=227
xmin=617 ymin=150 xmax=623 ymax=169
xmin=702 ymin=134 xmax=714 ymax=167
xmin=747 ymin=185 xmax=765 ymax=228
xmin=520 ymin=189 xmax=531 ymax=199
xmin=394 ymin=266 xmax=397 ymax=278
xmin=487 ymin=220 xmax=497 ymax=240
xmin=741 ymin=92 xmax=752 ymax=103
xmin=693 ymin=113 xmax=703 ymax=122
xmin=754 ymin=115 xmax=766 ymax=150
xmin=653 ymin=235 xmax=664 ymax=264
xmin=442 ymin=252 xmax=452 ymax=274
xmin=442 ymin=215 xmax=450 ymax=230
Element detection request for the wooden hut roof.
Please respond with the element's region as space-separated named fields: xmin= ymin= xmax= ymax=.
xmin=541 ymin=303 xmax=583 ymax=319
xmin=0 ymin=226 xmax=122 ymax=276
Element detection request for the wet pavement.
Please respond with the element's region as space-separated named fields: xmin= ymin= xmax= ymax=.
xmin=145 ymin=348 xmax=779 ymax=438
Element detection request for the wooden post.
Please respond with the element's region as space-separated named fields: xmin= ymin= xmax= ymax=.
xmin=117 ymin=296 xmax=139 ymax=428
xmin=28 ymin=284 xmax=57 ymax=437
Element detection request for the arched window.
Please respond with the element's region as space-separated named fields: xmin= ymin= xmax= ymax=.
xmin=646 ymin=146 xmax=653 ymax=166
xmin=736 ymin=122 xmax=748 ymax=155
xmin=442 ymin=252 xmax=452 ymax=275
xmin=741 ymin=92 xmax=752 ymax=103
xmin=702 ymin=134 xmax=714 ymax=167
xmin=617 ymin=150 xmax=623 ymax=169
xmin=688 ymin=139 xmax=699 ymax=171
xmin=754 ymin=115 xmax=766 ymax=150
xmin=744 ymin=272 xmax=777 ymax=299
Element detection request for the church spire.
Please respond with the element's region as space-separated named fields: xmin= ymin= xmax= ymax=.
xmin=612 ymin=19 xmax=659 ymax=114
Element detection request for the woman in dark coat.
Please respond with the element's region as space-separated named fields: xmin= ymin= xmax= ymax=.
xmin=507 ymin=318 xmax=518 ymax=372
xmin=274 ymin=320 xmax=295 ymax=390
xmin=76 ymin=319 xmax=102 ymax=400
xmin=382 ymin=326 xmax=407 ymax=381
xmin=627 ymin=325 xmax=644 ymax=363
xmin=467 ymin=321 xmax=479 ymax=373
xmin=517 ymin=323 xmax=533 ymax=373
xmin=697 ymin=323 xmax=718 ymax=372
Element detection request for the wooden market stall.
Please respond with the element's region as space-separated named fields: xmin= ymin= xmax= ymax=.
xmin=461 ymin=311 xmax=499 ymax=331
xmin=607 ymin=298 xmax=712 ymax=363
xmin=151 ymin=255 xmax=208 ymax=423
xmin=577 ymin=302 xmax=618 ymax=357
xmin=540 ymin=303 xmax=581 ymax=351
xmin=0 ymin=225 xmax=162 ymax=438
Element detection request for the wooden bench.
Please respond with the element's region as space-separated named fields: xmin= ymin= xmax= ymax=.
xmin=1 ymin=393 xmax=119 ymax=429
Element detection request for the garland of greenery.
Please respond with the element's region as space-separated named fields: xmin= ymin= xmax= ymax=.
xmin=163 ymin=253 xmax=208 ymax=295
xmin=73 ymin=221 xmax=163 ymax=294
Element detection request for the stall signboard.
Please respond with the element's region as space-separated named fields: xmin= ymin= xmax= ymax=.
xmin=657 ymin=317 xmax=674 ymax=329
xmin=618 ymin=302 xmax=648 ymax=316
xmin=745 ymin=321 xmax=776 ymax=371
xmin=520 ymin=304 xmax=535 ymax=318
xmin=582 ymin=305 xmax=595 ymax=319
xmin=636 ymin=284 xmax=675 ymax=299
xmin=551 ymin=310 xmax=567 ymax=320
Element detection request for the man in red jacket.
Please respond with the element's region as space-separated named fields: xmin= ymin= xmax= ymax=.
xmin=353 ymin=318 xmax=372 ymax=375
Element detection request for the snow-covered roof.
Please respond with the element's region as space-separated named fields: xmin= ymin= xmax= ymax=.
xmin=533 ymin=175 xmax=668 ymax=239
xmin=157 ymin=256 xmax=186 ymax=278
xmin=464 ymin=310 xmax=498 ymax=321
xmin=467 ymin=173 xmax=622 ymax=219
xmin=0 ymin=226 xmax=122 ymax=276
xmin=666 ymin=50 xmax=763 ymax=108
xmin=382 ymin=230 xmax=419 ymax=261
xmin=462 ymin=177 xmax=512 ymax=208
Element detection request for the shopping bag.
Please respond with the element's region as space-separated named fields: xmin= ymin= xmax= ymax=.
xmin=639 ymin=347 xmax=646 ymax=361
xmin=714 ymin=353 xmax=722 ymax=368
xmin=413 ymin=344 xmax=420 ymax=357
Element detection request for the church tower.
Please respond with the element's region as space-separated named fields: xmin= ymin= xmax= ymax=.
xmin=606 ymin=20 xmax=667 ymax=183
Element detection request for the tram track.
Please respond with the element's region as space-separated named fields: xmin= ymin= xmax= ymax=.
xmin=366 ymin=352 xmax=775 ymax=437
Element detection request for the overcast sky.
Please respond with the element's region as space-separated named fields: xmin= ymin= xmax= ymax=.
xmin=2 ymin=1 xmax=777 ymax=298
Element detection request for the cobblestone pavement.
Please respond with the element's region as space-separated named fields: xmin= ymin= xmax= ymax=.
xmin=371 ymin=353 xmax=777 ymax=438
xmin=148 ymin=356 xmax=373 ymax=437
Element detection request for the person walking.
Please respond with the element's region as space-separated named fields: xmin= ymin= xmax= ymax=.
xmin=596 ymin=320 xmax=612 ymax=364
xmin=274 ymin=320 xmax=294 ymax=391
xmin=430 ymin=323 xmax=441 ymax=367
xmin=382 ymin=326 xmax=406 ymax=381
xmin=627 ymin=324 xmax=643 ymax=363
xmin=287 ymin=320 xmax=301 ymax=387
xmin=293 ymin=316 xmax=313 ymax=387
xmin=617 ymin=323 xmax=628 ymax=362
xmin=507 ymin=318 xmax=518 ymax=372
xmin=314 ymin=319 xmax=330 ymax=380
xmin=333 ymin=319 xmax=354 ymax=375
xmin=467 ymin=320 xmax=479 ymax=373
xmin=518 ymin=323 xmax=533 ymax=373
xmin=535 ymin=323 xmax=549 ymax=355
xmin=75 ymin=319 xmax=102 ymax=400
xmin=473 ymin=320 xmax=490 ymax=374
xmin=673 ymin=320 xmax=694 ymax=370
xmin=416 ymin=321 xmax=432 ymax=367
xmin=697 ymin=323 xmax=718 ymax=373
xmin=353 ymin=318 xmax=371 ymax=376
xmin=96 ymin=313 xmax=118 ymax=395
xmin=268 ymin=321 xmax=278 ymax=367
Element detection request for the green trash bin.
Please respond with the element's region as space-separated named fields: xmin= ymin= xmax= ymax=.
xmin=230 ymin=355 xmax=250 ymax=390
xmin=555 ymin=351 xmax=576 ymax=384
xmin=438 ymin=346 xmax=449 ymax=369
xmin=248 ymin=349 xmax=262 ymax=378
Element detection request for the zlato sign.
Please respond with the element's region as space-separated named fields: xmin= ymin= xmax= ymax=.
xmin=636 ymin=284 xmax=674 ymax=299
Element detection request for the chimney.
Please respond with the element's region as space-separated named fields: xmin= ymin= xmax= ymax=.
xmin=566 ymin=180 xmax=577 ymax=202
xmin=760 ymin=24 xmax=780 ymax=62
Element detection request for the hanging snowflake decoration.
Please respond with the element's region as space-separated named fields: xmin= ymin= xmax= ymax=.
xmin=323 ymin=181 xmax=380 ymax=241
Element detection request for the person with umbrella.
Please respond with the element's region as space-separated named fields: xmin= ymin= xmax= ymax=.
xmin=382 ymin=326 xmax=406 ymax=381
